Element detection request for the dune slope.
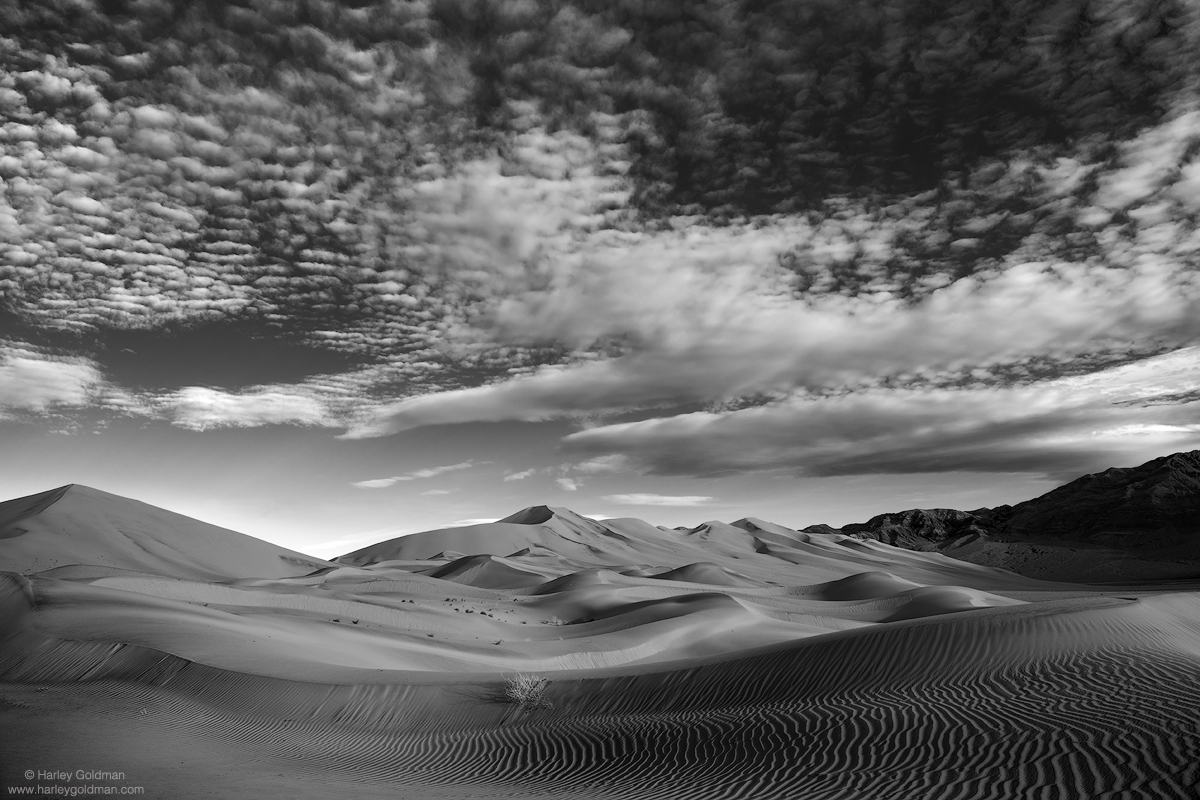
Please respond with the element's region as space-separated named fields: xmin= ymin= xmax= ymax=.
xmin=3 ymin=580 xmax=1198 ymax=799
xmin=0 ymin=485 xmax=331 ymax=580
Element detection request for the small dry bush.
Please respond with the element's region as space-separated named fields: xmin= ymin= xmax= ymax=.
xmin=504 ymin=672 xmax=551 ymax=709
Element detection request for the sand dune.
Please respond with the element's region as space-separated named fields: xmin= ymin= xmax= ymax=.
xmin=0 ymin=485 xmax=331 ymax=580
xmin=424 ymin=554 xmax=552 ymax=589
xmin=3 ymin=489 xmax=1199 ymax=798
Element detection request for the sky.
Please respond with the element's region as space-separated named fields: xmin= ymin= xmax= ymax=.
xmin=3 ymin=0 xmax=1200 ymax=558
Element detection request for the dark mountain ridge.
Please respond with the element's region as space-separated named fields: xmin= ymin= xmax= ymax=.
xmin=803 ymin=450 xmax=1200 ymax=580
xmin=1000 ymin=451 xmax=1200 ymax=542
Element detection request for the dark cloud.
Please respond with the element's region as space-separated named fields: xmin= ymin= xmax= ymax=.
xmin=430 ymin=0 xmax=1198 ymax=216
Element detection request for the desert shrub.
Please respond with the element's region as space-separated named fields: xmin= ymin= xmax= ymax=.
xmin=503 ymin=672 xmax=551 ymax=709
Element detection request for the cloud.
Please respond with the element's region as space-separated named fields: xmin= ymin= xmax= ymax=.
xmin=351 ymin=461 xmax=477 ymax=488
xmin=1094 ymin=111 xmax=1200 ymax=210
xmin=602 ymin=494 xmax=714 ymax=507
xmin=407 ymin=461 xmax=478 ymax=479
xmin=572 ymin=455 xmax=631 ymax=473
xmin=565 ymin=348 xmax=1200 ymax=482
xmin=556 ymin=477 xmax=581 ymax=491
xmin=351 ymin=479 xmax=397 ymax=490
xmin=503 ymin=469 xmax=536 ymax=481
xmin=167 ymin=387 xmax=332 ymax=431
xmin=0 ymin=348 xmax=101 ymax=411
xmin=420 ymin=489 xmax=453 ymax=495
xmin=347 ymin=251 xmax=1200 ymax=436
xmin=6 ymin=0 xmax=1200 ymax=498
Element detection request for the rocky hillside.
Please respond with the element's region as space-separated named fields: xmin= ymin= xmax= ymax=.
xmin=1000 ymin=451 xmax=1200 ymax=543
xmin=804 ymin=451 xmax=1200 ymax=581
xmin=835 ymin=509 xmax=998 ymax=551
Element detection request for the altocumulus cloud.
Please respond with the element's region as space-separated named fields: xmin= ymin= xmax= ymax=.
xmin=5 ymin=0 xmax=1200 ymax=482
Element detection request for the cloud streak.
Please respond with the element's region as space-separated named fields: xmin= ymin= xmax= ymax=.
xmin=166 ymin=387 xmax=333 ymax=432
xmin=351 ymin=461 xmax=477 ymax=489
xmin=565 ymin=349 xmax=1200 ymax=482
xmin=603 ymin=494 xmax=714 ymax=507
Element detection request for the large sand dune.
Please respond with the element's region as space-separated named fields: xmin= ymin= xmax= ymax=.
xmin=3 ymin=488 xmax=1198 ymax=798
xmin=0 ymin=486 xmax=332 ymax=580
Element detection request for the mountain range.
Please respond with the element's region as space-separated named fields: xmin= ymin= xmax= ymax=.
xmin=802 ymin=450 xmax=1200 ymax=581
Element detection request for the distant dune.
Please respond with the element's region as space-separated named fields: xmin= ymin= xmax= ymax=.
xmin=2 ymin=486 xmax=1199 ymax=798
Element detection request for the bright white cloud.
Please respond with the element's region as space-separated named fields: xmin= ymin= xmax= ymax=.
xmin=352 ymin=479 xmax=397 ymax=489
xmin=556 ymin=477 xmax=581 ymax=491
xmin=1094 ymin=110 xmax=1200 ymax=210
xmin=503 ymin=468 xmax=536 ymax=481
xmin=167 ymin=387 xmax=332 ymax=431
xmin=0 ymin=350 xmax=101 ymax=411
xmin=603 ymin=493 xmax=714 ymax=506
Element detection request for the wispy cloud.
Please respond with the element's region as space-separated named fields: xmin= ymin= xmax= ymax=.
xmin=166 ymin=387 xmax=333 ymax=431
xmin=351 ymin=479 xmax=398 ymax=490
xmin=568 ymin=348 xmax=1200 ymax=482
xmin=556 ymin=477 xmax=581 ymax=492
xmin=573 ymin=455 xmax=631 ymax=474
xmin=351 ymin=461 xmax=477 ymax=489
xmin=503 ymin=469 xmax=536 ymax=481
xmin=603 ymin=494 xmax=714 ymax=507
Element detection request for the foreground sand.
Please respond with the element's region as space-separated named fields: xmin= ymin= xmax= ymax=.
xmin=2 ymin=487 xmax=1199 ymax=798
